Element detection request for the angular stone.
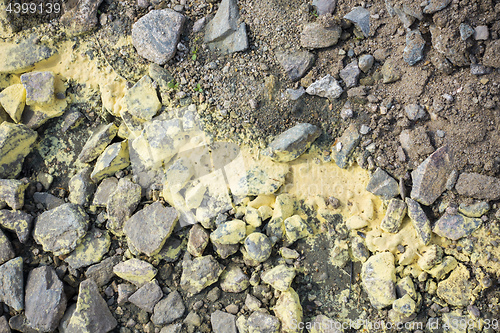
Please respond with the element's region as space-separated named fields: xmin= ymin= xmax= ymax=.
xmin=60 ymin=0 xmax=104 ymax=36
xmin=300 ymin=22 xmax=341 ymax=49
xmin=128 ymin=280 xmax=163 ymax=313
xmin=64 ymin=228 xmax=111 ymax=269
xmin=430 ymin=25 xmax=469 ymax=67
xmin=132 ymin=9 xmax=185 ymax=65
xmin=474 ymin=25 xmax=489 ymax=40
xmin=20 ymin=71 xmax=54 ymax=106
xmin=213 ymin=241 xmax=239 ymax=260
xmin=261 ymin=264 xmax=296 ymax=292
xmin=423 ymin=0 xmax=451 ymax=14
xmin=180 ymin=255 xmax=223 ymax=294
xmin=380 ymin=199 xmax=407 ymax=233
xmin=399 ymin=127 xmax=434 ymax=161
xmin=210 ymin=219 xmax=246 ymax=245
xmin=426 ymin=256 xmax=457 ymax=280
xmin=116 ymin=283 xmax=136 ymax=306
xmin=483 ymin=40 xmax=500 ymax=68
xmin=113 ymin=259 xmax=157 ymax=287
xmin=123 ymin=76 xmax=161 ymax=121
xmin=90 ymin=141 xmax=130 ymax=183
xmin=366 ymin=168 xmax=400 ymax=199
xmin=78 ymin=123 xmax=118 ymax=163
xmin=0 ymin=229 xmax=14 ymax=265
xmin=148 ymin=64 xmax=174 ymax=91
xmin=124 ymin=202 xmax=178 ymax=256
xmin=392 ymin=294 xmax=416 ymax=317
xmin=25 ymin=266 xmax=67 ymax=332
xmin=312 ymin=0 xmax=336 ymax=15
xmin=247 ymin=311 xmax=280 ymax=333
xmin=34 ymin=203 xmax=89 ymax=256
xmin=263 ymin=123 xmax=321 ymax=163
xmin=405 ymin=198 xmax=432 ymax=245
xmin=0 ymin=257 xmax=23 ymax=311
xmin=381 ymin=58 xmax=401 ymax=83
xmin=211 ymin=310 xmax=237 ymax=333
xmin=437 ymin=264 xmax=474 ymax=306
xmin=396 ymin=276 xmax=417 ymax=300
xmin=0 ymin=123 xmax=37 ymax=178
xmin=0 ymin=84 xmax=25 ymax=122
xmin=85 ymin=256 xmax=121 ymax=287
xmin=66 ymin=279 xmax=117 ymax=332
xmin=21 ymin=98 xmax=67 ymax=129
xmin=273 ymin=288 xmax=302 ymax=333
xmin=245 ymin=206 xmax=261 ymax=227
xmin=433 ymin=213 xmax=482 ymax=241
xmin=244 ymin=232 xmax=272 ymax=263
xmin=455 ymin=172 xmax=500 ymax=200
xmin=106 ymin=178 xmax=141 ymax=236
xmin=404 ymin=103 xmax=427 ymax=121
xmin=0 ymin=210 xmax=32 ymax=243
xmin=154 ymin=237 xmax=184 ymax=263
xmin=68 ymin=167 xmax=96 ymax=207
xmin=344 ymin=7 xmax=370 ymax=37
xmin=187 ymin=224 xmax=210 ymax=257
xmin=306 ymin=75 xmax=343 ymax=101
xmin=0 ymin=38 xmax=55 ymax=74
xmin=417 ymin=244 xmax=443 ymax=271
xmin=0 ymin=179 xmax=27 ymax=210
xmin=459 ymin=23 xmax=475 ymax=41
xmin=403 ymin=30 xmax=425 ymax=66
xmin=276 ymin=50 xmax=315 ymax=81
xmin=351 ymin=236 xmax=370 ymax=263
xmin=151 ymin=291 xmax=185 ymax=325
xmin=410 ymin=145 xmax=452 ymax=206
xmin=458 ymin=201 xmax=489 ymax=218
xmin=120 ymin=108 xmax=146 ymax=139
xmin=284 ymin=215 xmax=311 ymax=244
xmin=220 ymin=265 xmax=249 ymax=293
xmin=92 ymin=177 xmax=118 ymax=207
xmin=331 ymin=123 xmax=361 ymax=169
xmin=361 ymin=252 xmax=397 ymax=309
xmin=340 ymin=60 xmax=361 ymax=88
xmin=358 ymin=54 xmax=374 ymax=73
xmin=33 ymin=192 xmax=64 ymax=210
xmin=61 ymin=110 xmax=85 ymax=132
xmin=0 ymin=316 xmax=9 ymax=333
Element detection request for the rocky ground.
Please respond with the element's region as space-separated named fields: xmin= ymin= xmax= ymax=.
xmin=0 ymin=0 xmax=500 ymax=332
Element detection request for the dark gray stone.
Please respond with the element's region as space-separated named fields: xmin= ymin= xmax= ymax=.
xmin=68 ymin=167 xmax=96 ymax=207
xmin=380 ymin=199 xmax=407 ymax=233
xmin=339 ymin=60 xmax=361 ymax=88
xmin=263 ymin=123 xmax=321 ymax=162
xmin=455 ymin=172 xmax=500 ymax=200
xmin=351 ymin=236 xmax=370 ymax=263
xmin=300 ymin=22 xmax=341 ymax=49
xmin=399 ymin=127 xmax=434 ymax=161
xmin=405 ymin=198 xmax=432 ymax=245
xmin=404 ymin=30 xmax=425 ymax=66
xmin=151 ymin=291 xmax=185 ymax=325
xmin=25 ymin=266 xmax=67 ymax=332
xmin=343 ymin=7 xmax=370 ymax=37
xmin=0 ymin=257 xmax=23 ymax=311
xmin=180 ymin=255 xmax=224 ymax=294
xmin=0 ymin=229 xmax=14 ymax=265
xmin=132 ymin=9 xmax=186 ymax=65
xmin=312 ymin=0 xmax=336 ymax=15
xmin=92 ymin=177 xmax=118 ymax=207
xmin=33 ymin=192 xmax=65 ymax=210
xmin=8 ymin=315 xmax=38 ymax=333
xmin=470 ymin=63 xmax=492 ymax=76
xmin=106 ymin=178 xmax=142 ymax=236
xmin=246 ymin=311 xmax=280 ymax=333
xmin=433 ymin=213 xmax=482 ymax=241
xmin=220 ymin=265 xmax=249 ymax=293
xmin=211 ymin=310 xmax=237 ymax=333
xmin=244 ymin=232 xmax=272 ymax=263
xmin=366 ymin=168 xmax=400 ymax=200
xmin=34 ymin=203 xmax=89 ymax=256
xmin=128 ymin=280 xmax=163 ymax=313
xmin=275 ymin=50 xmax=315 ymax=81
xmin=0 ymin=316 xmax=9 ymax=333
xmin=212 ymin=241 xmax=239 ymax=260
xmin=78 ymin=124 xmax=118 ymax=163
xmin=85 ymin=256 xmax=121 ymax=287
xmin=148 ymin=64 xmax=174 ymax=91
xmin=410 ymin=145 xmax=453 ymax=206
xmin=60 ymin=0 xmax=104 ymax=36
xmin=332 ymin=124 xmax=361 ymax=169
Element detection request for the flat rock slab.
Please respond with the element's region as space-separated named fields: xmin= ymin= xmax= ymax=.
xmin=331 ymin=123 xmax=361 ymax=168
xmin=85 ymin=255 xmax=121 ymax=287
xmin=64 ymin=228 xmax=110 ymax=269
xmin=78 ymin=123 xmax=118 ymax=163
xmin=0 ymin=210 xmax=33 ymax=243
xmin=151 ymin=291 xmax=185 ymax=325
xmin=0 ymin=38 xmax=55 ymax=74
xmin=113 ymin=259 xmax=157 ymax=287
xmin=410 ymin=145 xmax=452 ymax=206
xmin=0 ymin=123 xmax=37 ymax=178
xmin=300 ymin=22 xmax=341 ymax=49
xmin=433 ymin=213 xmax=482 ymax=241
xmin=132 ymin=9 xmax=185 ymax=65
xmin=128 ymin=280 xmax=163 ymax=313
xmin=263 ymin=123 xmax=321 ymax=162
xmin=90 ymin=141 xmax=130 ymax=183
xmin=361 ymin=252 xmax=396 ymax=309
xmin=0 ymin=257 xmax=24 ymax=311
xmin=92 ymin=177 xmax=118 ymax=207
xmin=180 ymin=255 xmax=223 ymax=295
xmin=306 ymin=74 xmax=343 ymax=101
xmin=66 ymin=279 xmax=117 ymax=332
xmin=34 ymin=203 xmax=89 ymax=256
xmin=455 ymin=172 xmax=500 ymax=200
xmin=25 ymin=266 xmax=67 ymax=332
xmin=20 ymin=71 xmax=55 ymax=105
xmin=344 ymin=6 xmax=370 ymax=37
xmin=124 ymin=202 xmax=179 ymax=256
xmin=366 ymin=168 xmax=400 ymax=199
xmin=211 ymin=310 xmax=237 ymax=333
xmin=276 ymin=50 xmax=315 ymax=81
xmin=405 ymin=198 xmax=432 ymax=245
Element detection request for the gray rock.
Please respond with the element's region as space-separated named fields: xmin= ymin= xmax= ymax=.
xmin=380 ymin=199 xmax=407 ymax=233
xmin=210 ymin=219 xmax=246 ymax=245
xmin=423 ymin=0 xmax=451 ymax=14
xmin=34 ymin=203 xmax=89 ymax=256
xmin=312 ymin=0 xmax=336 ymax=15
xmin=0 ymin=36 xmax=55 ymax=74
xmin=351 ymin=236 xmax=370 ymax=263
xmin=8 ymin=315 xmax=38 ymax=333
xmin=359 ymin=125 xmax=371 ymax=135
xmin=116 ymin=283 xmax=136 ymax=306
xmin=459 ymin=23 xmax=475 ymax=40
xmin=445 ymin=169 xmax=458 ymax=190
xmin=455 ymin=172 xmax=500 ymax=200
xmin=470 ymin=63 xmax=492 ymax=76
xmin=0 ymin=210 xmax=32 ymax=243
xmin=381 ymin=58 xmax=401 ymax=83
xmin=78 ymin=124 xmax=118 ymax=163
xmin=85 ymin=256 xmax=121 ymax=287
xmin=132 ymin=9 xmax=185 ymax=65
xmin=113 ymin=259 xmax=157 ymax=287
xmin=0 ymin=257 xmax=23 ymax=311
xmin=160 ymin=323 xmax=183 ymax=333
xmin=246 ymin=311 xmax=280 ymax=333
xmin=0 ymin=229 xmax=14 ymax=265
xmin=68 ymin=167 xmax=96 ymax=207
xmin=0 ymin=124 xmax=38 ymax=179
xmin=64 ymin=228 xmax=111 ymax=269
xmin=148 ymin=64 xmax=174 ymax=91
xmin=405 ymin=198 xmax=432 ymax=245
xmin=284 ymin=87 xmax=306 ymax=101
xmin=66 ymin=279 xmax=117 ymax=332
xmin=244 ymin=232 xmax=272 ymax=263
xmin=193 ymin=17 xmax=206 ymax=33
xmin=106 ymin=178 xmax=142 ymax=236
xmin=20 ymin=71 xmax=55 ymax=105
xmin=275 ymin=50 xmax=315 ymax=81
xmin=151 ymin=291 xmax=185 ymax=325
xmin=343 ymin=7 xmax=370 ymax=38
xmin=263 ymin=123 xmax=321 ymax=162
xmin=403 ymin=30 xmax=425 ymax=66
xmin=187 ymin=224 xmax=210 ymax=257
xmin=410 ymin=145 xmax=453 ymax=206
xmin=300 ymin=22 xmax=341 ymax=49
xmin=433 ymin=213 xmax=482 ymax=241
xmin=0 ymin=316 xmax=9 ymax=333
xmin=404 ymin=104 xmax=427 ymax=120
xmin=90 ymin=141 xmax=130 ymax=183
xmin=430 ymin=25 xmax=468 ymax=67
xmin=204 ymin=0 xmax=248 ymax=55
xmin=211 ymin=310 xmax=237 ymax=333
xmin=154 ymin=237 xmax=184 ymax=263
xmin=358 ymin=54 xmax=374 ymax=73
xmin=458 ymin=201 xmax=490 ymax=218
xmin=340 ymin=60 xmax=361 ymax=88
xmin=124 ymin=201 xmax=178 ymax=256
xmin=220 ymin=265 xmax=249 ymax=293
xmin=474 ymin=26 xmax=489 ymax=40
xmin=483 ymin=40 xmax=500 ymax=68
xmin=25 ymin=266 xmax=67 ymax=332
xmin=391 ymin=4 xmax=415 ymax=29
xmin=361 ymin=252 xmax=396 ymax=309
xmin=366 ymin=168 xmax=400 ymax=200
xmin=331 ymin=123 xmax=361 ymax=169
xmin=261 ymin=264 xmax=296 ymax=292
xmin=60 ymin=0 xmax=104 ymax=36
xmin=180 ymin=255 xmax=224 ymax=294
xmin=33 ymin=192 xmax=65 ymax=210
xmin=128 ymin=280 xmax=163 ymax=313
xmin=92 ymin=177 xmax=118 ymax=207
xmin=213 ymin=241 xmax=239 ymax=259
xmin=399 ymin=127 xmax=434 ymax=160
xmin=306 ymin=74 xmax=343 ymax=101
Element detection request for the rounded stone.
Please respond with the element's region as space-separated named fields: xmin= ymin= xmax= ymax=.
xmin=244 ymin=232 xmax=272 ymax=263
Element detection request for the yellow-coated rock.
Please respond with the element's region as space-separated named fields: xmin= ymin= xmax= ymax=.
xmin=0 ymin=38 xmax=55 ymax=74
xmin=20 ymin=71 xmax=55 ymax=106
xmin=436 ymin=264 xmax=476 ymax=306
xmin=245 ymin=206 xmax=262 ymax=227
xmin=220 ymin=265 xmax=250 ymax=293
xmin=0 ymin=122 xmax=37 ymax=178
xmin=273 ymin=288 xmax=303 ymax=333
xmin=21 ymin=98 xmax=67 ymax=129
xmin=0 ymin=84 xmax=26 ymax=122
xmin=426 ymin=256 xmax=457 ymax=280
xmin=210 ymin=219 xmax=246 ymax=245
xmin=267 ymin=193 xmax=295 ymax=240
xmin=284 ymin=215 xmax=312 ymax=244
xmin=258 ymin=205 xmax=273 ymax=221
xmin=90 ymin=141 xmax=130 ymax=183
xmin=261 ymin=264 xmax=296 ymax=292
xmin=113 ymin=258 xmax=157 ymax=287
xmin=64 ymin=228 xmax=111 ymax=269
xmin=78 ymin=123 xmax=119 ymax=163
xmin=361 ymin=252 xmax=397 ymax=309
xmin=346 ymin=215 xmax=369 ymax=229
xmin=122 ymin=75 xmax=161 ymax=120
